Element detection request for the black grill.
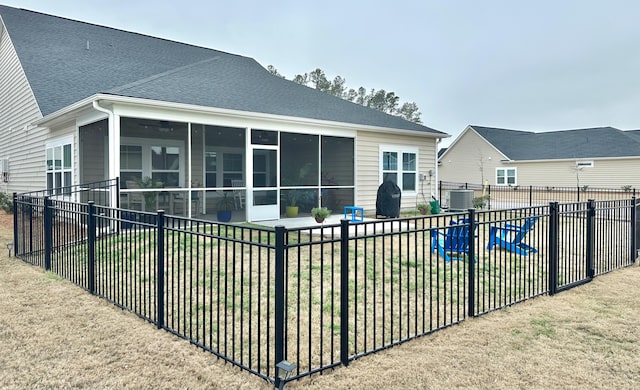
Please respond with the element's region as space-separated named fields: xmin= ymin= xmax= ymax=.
xmin=375 ymin=180 xmax=401 ymax=218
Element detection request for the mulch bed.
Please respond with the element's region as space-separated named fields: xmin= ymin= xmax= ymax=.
xmin=0 ymin=211 xmax=11 ymax=230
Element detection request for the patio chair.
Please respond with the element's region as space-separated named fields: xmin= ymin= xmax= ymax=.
xmin=124 ymin=180 xmax=145 ymax=211
xmin=486 ymin=216 xmax=539 ymax=256
xmin=231 ymin=180 xmax=245 ymax=210
xmin=430 ymin=218 xmax=475 ymax=262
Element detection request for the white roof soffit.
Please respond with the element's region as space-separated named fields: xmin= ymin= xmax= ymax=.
xmin=34 ymin=94 xmax=447 ymax=138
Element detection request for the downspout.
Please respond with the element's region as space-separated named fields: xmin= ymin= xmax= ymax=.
xmin=433 ymin=138 xmax=441 ymax=200
xmin=92 ymin=100 xmax=120 ymax=208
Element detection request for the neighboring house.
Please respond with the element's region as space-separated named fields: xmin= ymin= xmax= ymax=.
xmin=0 ymin=5 xmax=448 ymax=222
xmin=439 ymin=125 xmax=640 ymax=189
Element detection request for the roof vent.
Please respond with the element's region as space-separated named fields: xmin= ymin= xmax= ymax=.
xmin=576 ymin=161 xmax=594 ymax=168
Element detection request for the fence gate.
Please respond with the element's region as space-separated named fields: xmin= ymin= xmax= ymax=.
xmin=548 ymin=201 xmax=595 ymax=294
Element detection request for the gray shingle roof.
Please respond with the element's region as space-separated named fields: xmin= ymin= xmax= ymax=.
xmin=627 ymin=130 xmax=640 ymax=142
xmin=472 ymin=125 xmax=640 ymax=160
xmin=0 ymin=5 xmax=445 ymax=135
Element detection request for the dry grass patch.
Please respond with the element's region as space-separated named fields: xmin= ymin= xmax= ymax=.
xmin=1 ymin=212 xmax=640 ymax=389
xmin=287 ymin=264 xmax=640 ymax=389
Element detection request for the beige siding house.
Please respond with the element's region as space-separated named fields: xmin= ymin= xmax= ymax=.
xmin=440 ymin=125 xmax=640 ymax=189
xmin=0 ymin=5 xmax=447 ymax=222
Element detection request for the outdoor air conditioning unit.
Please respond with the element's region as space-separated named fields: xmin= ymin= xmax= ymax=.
xmin=449 ymin=190 xmax=473 ymax=211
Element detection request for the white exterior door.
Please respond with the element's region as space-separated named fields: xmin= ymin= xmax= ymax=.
xmin=249 ymin=147 xmax=279 ymax=221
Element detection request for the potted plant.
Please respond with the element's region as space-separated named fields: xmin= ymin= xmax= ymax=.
xmin=282 ymin=163 xmax=312 ymax=218
xmin=216 ymin=191 xmax=234 ymax=222
xmin=311 ymin=207 xmax=331 ymax=223
xmin=285 ymin=189 xmax=313 ymax=217
xmin=417 ymin=203 xmax=431 ymax=215
xmin=133 ymin=176 xmax=163 ymax=212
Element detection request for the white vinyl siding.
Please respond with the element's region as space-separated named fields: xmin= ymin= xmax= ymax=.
xmin=0 ymin=20 xmax=46 ymax=193
xmin=439 ymin=128 xmax=507 ymax=185
xmin=357 ymin=131 xmax=438 ymax=212
xmin=510 ymin=159 xmax=640 ymax=189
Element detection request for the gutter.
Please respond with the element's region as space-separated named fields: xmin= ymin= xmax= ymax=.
xmin=37 ymin=94 xmax=448 ymax=139
xmin=92 ymin=100 xmax=119 ymax=208
xmin=92 ymin=99 xmax=112 ymax=121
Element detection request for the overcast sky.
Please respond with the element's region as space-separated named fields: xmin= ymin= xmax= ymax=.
xmin=4 ymin=0 xmax=640 ymax=145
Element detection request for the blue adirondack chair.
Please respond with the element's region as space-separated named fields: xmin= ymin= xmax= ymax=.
xmin=430 ymin=218 xmax=475 ymax=262
xmin=486 ymin=216 xmax=539 ymax=256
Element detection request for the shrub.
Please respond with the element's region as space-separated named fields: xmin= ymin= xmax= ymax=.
xmin=416 ymin=203 xmax=431 ymax=215
xmin=0 ymin=192 xmax=13 ymax=213
xmin=473 ymin=195 xmax=490 ymax=209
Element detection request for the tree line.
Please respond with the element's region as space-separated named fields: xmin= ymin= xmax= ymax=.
xmin=267 ymin=66 xmax=422 ymax=124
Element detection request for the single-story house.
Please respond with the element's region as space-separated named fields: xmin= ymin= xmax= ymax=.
xmin=0 ymin=5 xmax=448 ymax=222
xmin=439 ymin=125 xmax=640 ymax=189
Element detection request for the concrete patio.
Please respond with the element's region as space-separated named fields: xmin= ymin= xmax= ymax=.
xmin=255 ymin=214 xmax=415 ymax=237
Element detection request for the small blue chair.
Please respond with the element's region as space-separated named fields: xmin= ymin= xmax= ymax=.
xmin=486 ymin=216 xmax=539 ymax=256
xmin=431 ymin=218 xmax=475 ymax=262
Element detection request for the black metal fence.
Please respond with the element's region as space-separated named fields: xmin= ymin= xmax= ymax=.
xmin=439 ymin=180 xmax=637 ymax=210
xmin=18 ymin=178 xmax=119 ymax=207
xmin=12 ymin=193 xmax=639 ymax=388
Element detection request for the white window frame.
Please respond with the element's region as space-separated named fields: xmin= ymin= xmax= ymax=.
xmin=45 ymin=135 xmax=74 ymax=197
xmin=120 ymin=137 xmax=185 ymax=187
xmin=379 ymin=145 xmax=419 ymax=194
xmin=120 ymin=144 xmax=143 ymax=186
xmin=496 ymin=167 xmax=517 ymax=186
xmin=203 ymin=146 xmax=245 ymax=189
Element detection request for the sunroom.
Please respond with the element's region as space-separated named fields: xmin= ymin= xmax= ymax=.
xmin=78 ymin=116 xmax=355 ymax=222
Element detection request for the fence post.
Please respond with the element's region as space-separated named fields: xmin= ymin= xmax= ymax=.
xmin=586 ymin=199 xmax=595 ymax=279
xmin=12 ymin=193 xmax=18 ymax=256
xmin=577 ymin=186 xmax=581 ymax=203
xmin=529 ymin=185 xmax=533 ymax=207
xmin=548 ymin=202 xmax=559 ymax=295
xmin=631 ymin=196 xmax=637 ymax=263
xmin=340 ymin=219 xmax=350 ymax=367
xmin=156 ymin=210 xmax=165 ymax=329
xmin=274 ymin=225 xmax=286 ymax=386
xmin=487 ymin=184 xmax=491 ymax=210
xmin=115 ymin=176 xmax=121 ymax=209
xmin=467 ymin=209 xmax=476 ymax=317
xmin=44 ymin=196 xmax=52 ymax=271
xmin=87 ymin=202 xmax=96 ymax=294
